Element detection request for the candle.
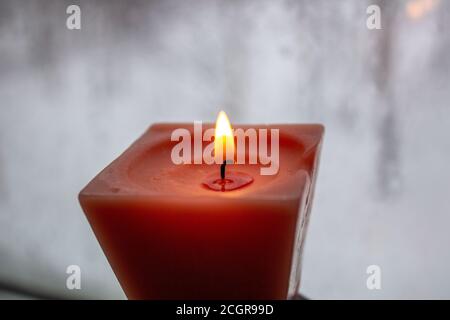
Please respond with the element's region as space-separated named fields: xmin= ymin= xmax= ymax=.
xmin=79 ymin=113 xmax=324 ymax=299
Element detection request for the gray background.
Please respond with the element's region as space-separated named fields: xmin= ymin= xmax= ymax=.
xmin=1 ymin=0 xmax=450 ymax=299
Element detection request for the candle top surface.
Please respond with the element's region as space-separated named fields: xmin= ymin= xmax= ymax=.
xmin=79 ymin=123 xmax=324 ymax=203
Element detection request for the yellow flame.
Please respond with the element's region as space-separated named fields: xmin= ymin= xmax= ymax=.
xmin=214 ymin=111 xmax=234 ymax=162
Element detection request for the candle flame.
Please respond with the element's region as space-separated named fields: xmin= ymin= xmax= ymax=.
xmin=214 ymin=111 xmax=235 ymax=162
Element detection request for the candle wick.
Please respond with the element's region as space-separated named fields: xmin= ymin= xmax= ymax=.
xmin=220 ymin=160 xmax=226 ymax=180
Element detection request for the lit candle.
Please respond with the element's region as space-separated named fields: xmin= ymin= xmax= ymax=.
xmin=203 ymin=111 xmax=253 ymax=191
xmin=79 ymin=112 xmax=324 ymax=299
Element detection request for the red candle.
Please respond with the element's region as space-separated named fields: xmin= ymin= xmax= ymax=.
xmin=79 ymin=114 xmax=324 ymax=300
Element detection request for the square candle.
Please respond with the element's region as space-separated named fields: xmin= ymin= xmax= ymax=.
xmin=79 ymin=123 xmax=324 ymax=300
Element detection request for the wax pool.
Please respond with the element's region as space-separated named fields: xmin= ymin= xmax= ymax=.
xmin=79 ymin=123 xmax=324 ymax=299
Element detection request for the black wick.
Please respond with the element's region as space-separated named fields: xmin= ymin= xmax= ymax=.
xmin=220 ymin=160 xmax=227 ymax=180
